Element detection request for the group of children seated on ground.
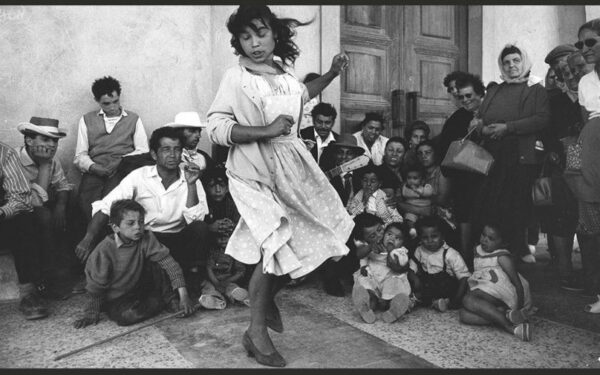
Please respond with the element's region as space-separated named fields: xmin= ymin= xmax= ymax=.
xmin=75 ymin=150 xmax=536 ymax=343
xmin=350 ymin=212 xmax=534 ymax=342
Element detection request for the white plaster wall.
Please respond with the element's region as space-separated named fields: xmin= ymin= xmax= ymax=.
xmin=0 ymin=5 xmax=330 ymax=187
xmin=585 ymin=6 xmax=600 ymax=21
xmin=481 ymin=6 xmax=562 ymax=86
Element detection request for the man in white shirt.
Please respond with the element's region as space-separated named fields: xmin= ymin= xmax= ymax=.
xmin=353 ymin=112 xmax=389 ymax=166
xmin=75 ymin=126 xmax=209 ymax=284
xmin=74 ymin=76 xmax=149 ymax=221
xmin=300 ymin=102 xmax=339 ymax=166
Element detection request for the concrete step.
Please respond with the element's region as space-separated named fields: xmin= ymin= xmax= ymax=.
xmin=0 ymin=251 xmax=19 ymax=301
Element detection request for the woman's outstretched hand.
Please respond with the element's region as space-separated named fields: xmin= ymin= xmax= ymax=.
xmin=330 ymin=53 xmax=350 ymax=76
xmin=266 ymin=114 xmax=294 ymax=138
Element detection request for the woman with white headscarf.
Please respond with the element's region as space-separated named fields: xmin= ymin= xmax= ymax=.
xmin=469 ymin=44 xmax=550 ymax=264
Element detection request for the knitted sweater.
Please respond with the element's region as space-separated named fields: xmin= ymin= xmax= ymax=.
xmin=82 ymin=231 xmax=185 ymax=316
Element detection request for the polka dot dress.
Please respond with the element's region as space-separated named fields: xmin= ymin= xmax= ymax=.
xmin=224 ymin=70 xmax=354 ymax=279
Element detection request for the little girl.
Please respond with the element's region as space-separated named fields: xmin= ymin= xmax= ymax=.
xmin=347 ymin=164 xmax=403 ymax=225
xmin=351 ymin=214 xmax=415 ymax=323
xmin=410 ymin=216 xmax=471 ymax=312
xmin=460 ymin=223 xmax=534 ymax=341
xmin=400 ymin=166 xmax=434 ymax=237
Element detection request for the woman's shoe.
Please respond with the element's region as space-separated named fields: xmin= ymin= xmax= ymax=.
xmin=505 ymin=308 xmax=527 ymax=324
xmin=242 ymin=331 xmax=286 ymax=367
xmin=513 ymin=322 xmax=531 ymax=342
xmin=266 ymin=301 xmax=284 ymax=333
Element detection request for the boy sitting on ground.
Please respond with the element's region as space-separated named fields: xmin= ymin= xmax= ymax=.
xmin=73 ymin=199 xmax=196 ymax=328
xmin=198 ymin=166 xmax=248 ymax=308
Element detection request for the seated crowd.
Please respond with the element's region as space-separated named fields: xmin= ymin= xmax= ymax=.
xmin=3 ymin=20 xmax=600 ymax=344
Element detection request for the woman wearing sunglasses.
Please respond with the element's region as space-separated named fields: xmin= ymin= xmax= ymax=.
xmin=572 ymin=18 xmax=600 ymax=301
xmin=437 ymin=73 xmax=486 ymax=267
xmin=469 ymin=43 xmax=550 ymax=265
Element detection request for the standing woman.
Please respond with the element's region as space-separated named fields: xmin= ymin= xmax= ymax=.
xmin=438 ymin=73 xmax=486 ymax=266
xmin=207 ymin=6 xmax=352 ymax=367
xmin=470 ymin=44 xmax=549 ymax=263
xmin=574 ymin=19 xmax=600 ymax=299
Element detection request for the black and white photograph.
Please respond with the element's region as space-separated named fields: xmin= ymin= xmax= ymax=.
xmin=0 ymin=3 xmax=599 ymax=369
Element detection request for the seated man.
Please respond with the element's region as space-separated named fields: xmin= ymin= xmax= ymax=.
xmin=74 ymin=76 xmax=149 ymax=221
xmin=0 ymin=140 xmax=47 ymax=320
xmin=16 ymin=117 xmax=73 ymax=284
xmin=300 ymin=102 xmax=339 ymax=165
xmin=75 ymin=126 xmax=210 ymax=288
xmin=318 ymin=134 xmax=366 ymax=296
xmin=320 ymin=134 xmax=365 ymax=206
xmin=167 ymin=111 xmax=215 ymax=171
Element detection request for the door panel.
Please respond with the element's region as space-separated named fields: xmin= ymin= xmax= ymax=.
xmin=340 ymin=5 xmax=396 ymax=136
xmin=340 ymin=5 xmax=468 ymax=137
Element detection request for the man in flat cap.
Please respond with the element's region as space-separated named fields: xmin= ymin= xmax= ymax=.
xmin=545 ymin=44 xmax=579 ymax=93
xmin=17 ymin=117 xmax=73 ymax=287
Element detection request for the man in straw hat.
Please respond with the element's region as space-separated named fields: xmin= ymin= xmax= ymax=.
xmin=165 ymin=112 xmax=215 ymax=172
xmin=319 ymin=134 xmax=365 ymax=297
xmin=74 ymin=76 xmax=149 ymax=221
xmin=16 ymin=117 xmax=73 ymax=287
xmin=0 ymin=123 xmax=50 ymax=320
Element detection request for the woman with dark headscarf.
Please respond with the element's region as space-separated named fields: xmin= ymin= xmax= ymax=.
xmin=470 ymin=44 xmax=550 ymax=263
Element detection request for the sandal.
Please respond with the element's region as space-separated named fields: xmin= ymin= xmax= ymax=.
xmin=381 ymin=294 xmax=410 ymax=323
xmin=584 ymin=295 xmax=600 ymax=314
xmin=198 ymin=295 xmax=226 ymax=310
xmin=352 ymin=286 xmax=376 ymax=324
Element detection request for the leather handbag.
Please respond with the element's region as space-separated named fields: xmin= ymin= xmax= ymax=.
xmin=441 ymin=127 xmax=494 ymax=175
xmin=532 ymin=162 xmax=552 ymax=206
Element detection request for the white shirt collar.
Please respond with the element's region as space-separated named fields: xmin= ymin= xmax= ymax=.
xmin=98 ymin=108 xmax=128 ymax=117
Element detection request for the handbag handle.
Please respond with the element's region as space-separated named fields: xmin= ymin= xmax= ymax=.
xmin=460 ymin=124 xmax=479 ymax=143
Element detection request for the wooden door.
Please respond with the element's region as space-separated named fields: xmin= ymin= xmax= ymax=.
xmin=402 ymin=5 xmax=468 ymax=136
xmin=340 ymin=5 xmax=468 ymax=138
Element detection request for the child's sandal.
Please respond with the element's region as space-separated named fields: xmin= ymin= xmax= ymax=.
xmin=352 ymin=286 xmax=376 ymax=324
xmin=381 ymin=294 xmax=410 ymax=323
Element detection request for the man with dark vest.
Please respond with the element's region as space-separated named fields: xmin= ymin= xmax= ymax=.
xmin=300 ymin=102 xmax=339 ymax=166
xmin=74 ymin=76 xmax=149 ymax=221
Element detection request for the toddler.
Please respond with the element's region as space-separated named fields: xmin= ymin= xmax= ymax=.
xmin=400 ymin=166 xmax=434 ymax=237
xmin=410 ymin=216 xmax=470 ymax=312
xmin=352 ymin=214 xmax=416 ymax=323
xmin=73 ymin=199 xmax=195 ymax=328
xmin=199 ymin=234 xmax=250 ymax=309
xmin=347 ymin=164 xmax=402 ymax=225
xmin=460 ymin=223 xmax=534 ymax=341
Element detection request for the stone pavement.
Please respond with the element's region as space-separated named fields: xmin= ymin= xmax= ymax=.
xmin=1 ymin=272 xmax=599 ymax=368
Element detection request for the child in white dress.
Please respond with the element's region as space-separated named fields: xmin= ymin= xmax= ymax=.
xmin=460 ymin=223 xmax=534 ymax=341
xmin=352 ymin=215 xmax=415 ymax=323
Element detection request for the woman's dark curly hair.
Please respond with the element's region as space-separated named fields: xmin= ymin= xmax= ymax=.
xmin=227 ymin=5 xmax=312 ymax=66
xmin=455 ymin=73 xmax=486 ymax=97
xmin=443 ymin=71 xmax=469 ymax=88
